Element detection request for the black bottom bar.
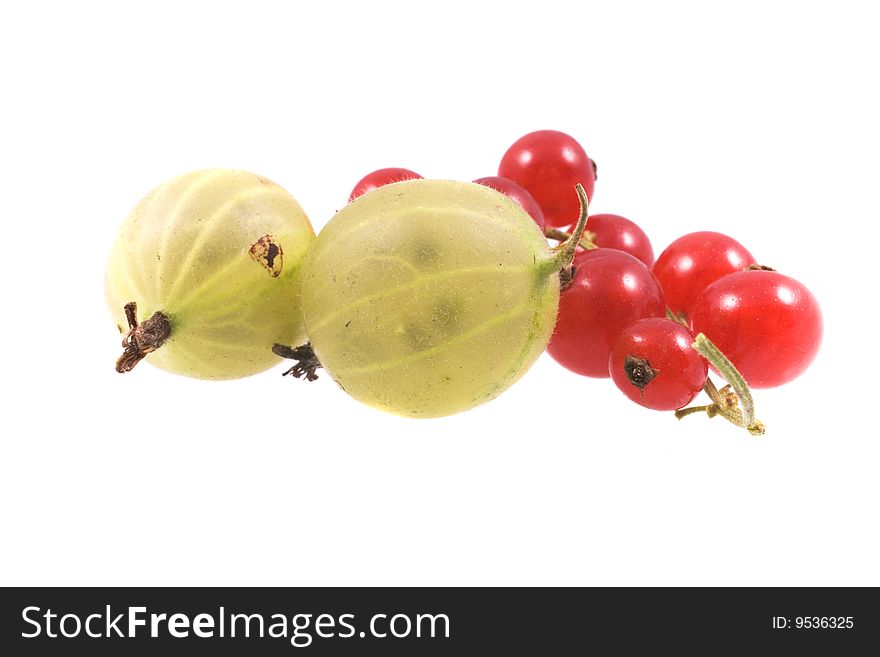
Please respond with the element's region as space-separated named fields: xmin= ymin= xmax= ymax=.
xmin=2 ymin=587 xmax=876 ymax=654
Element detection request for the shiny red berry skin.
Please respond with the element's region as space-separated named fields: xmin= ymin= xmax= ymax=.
xmin=349 ymin=168 xmax=423 ymax=201
xmin=690 ymin=270 xmax=823 ymax=388
xmin=473 ymin=176 xmax=545 ymax=229
xmin=653 ymin=231 xmax=755 ymax=318
xmin=566 ymin=213 xmax=655 ymax=267
xmin=548 ymin=249 xmax=666 ymax=377
xmin=609 ymin=318 xmax=707 ymax=410
xmin=498 ymin=130 xmax=595 ymax=229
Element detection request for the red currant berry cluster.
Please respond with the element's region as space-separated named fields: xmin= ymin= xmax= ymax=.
xmin=348 ymin=129 xmax=822 ymax=434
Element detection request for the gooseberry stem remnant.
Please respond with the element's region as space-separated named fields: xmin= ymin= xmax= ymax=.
xmin=548 ymin=183 xmax=591 ymax=272
xmin=675 ymin=333 xmax=765 ymax=435
xmin=273 ymin=343 xmax=322 ymax=381
xmin=115 ymin=302 xmax=171 ymax=373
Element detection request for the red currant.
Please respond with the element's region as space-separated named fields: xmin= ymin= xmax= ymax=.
xmin=653 ymin=231 xmax=755 ymax=318
xmin=349 ymin=168 xmax=423 ymax=201
xmin=547 ymin=249 xmax=666 ymax=377
xmin=690 ymin=270 xmax=822 ymax=388
xmin=473 ymin=176 xmax=545 ymax=229
xmin=609 ymin=318 xmax=707 ymax=410
xmin=498 ymin=130 xmax=595 ymax=228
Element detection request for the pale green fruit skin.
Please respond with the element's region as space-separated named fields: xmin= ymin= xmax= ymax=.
xmin=106 ymin=169 xmax=315 ymax=380
xmin=301 ymin=179 xmax=560 ymax=418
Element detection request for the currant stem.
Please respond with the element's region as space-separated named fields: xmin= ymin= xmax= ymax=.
xmin=674 ymin=404 xmax=713 ymax=419
xmin=544 ymin=227 xmax=598 ymax=250
xmin=706 ymin=379 xmax=746 ymax=426
xmin=676 ymin=333 xmax=765 ymax=435
xmin=115 ymin=301 xmax=172 ymax=373
xmin=665 ymin=307 xmax=688 ymax=326
xmin=692 ymin=333 xmax=762 ymax=433
xmin=703 ymin=376 xmax=722 ymax=403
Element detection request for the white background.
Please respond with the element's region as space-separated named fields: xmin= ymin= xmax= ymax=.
xmin=1 ymin=1 xmax=877 ymax=586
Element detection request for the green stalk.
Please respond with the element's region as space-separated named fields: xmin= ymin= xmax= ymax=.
xmin=675 ymin=333 xmax=765 ymax=436
xmin=549 ymin=183 xmax=590 ymax=272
